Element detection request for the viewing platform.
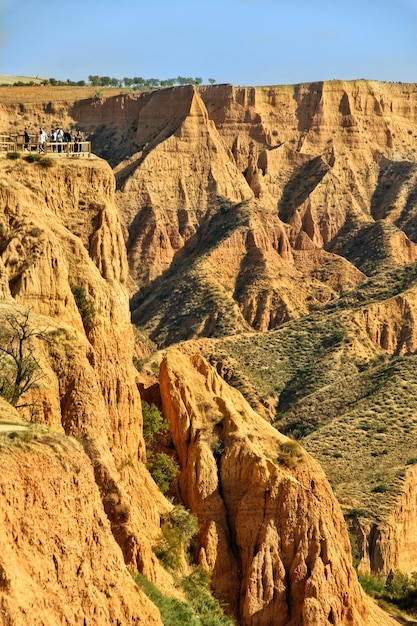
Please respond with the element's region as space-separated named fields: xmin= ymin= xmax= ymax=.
xmin=0 ymin=134 xmax=91 ymax=157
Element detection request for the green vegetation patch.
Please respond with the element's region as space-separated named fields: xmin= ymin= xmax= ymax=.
xmin=154 ymin=505 xmax=198 ymax=571
xmin=277 ymin=440 xmax=304 ymax=468
xmin=303 ymin=356 xmax=417 ymax=521
xmin=23 ymin=153 xmax=42 ymax=163
xmin=211 ymin=310 xmax=352 ymax=417
xmin=6 ymin=151 xmax=21 ymax=160
xmin=180 ymin=569 xmax=234 ymax=625
xmin=329 ymin=261 xmax=417 ymax=311
xmin=71 ymin=285 xmax=97 ymax=331
xmin=358 ymin=570 xmax=417 ymax=621
xmin=133 ymin=573 xmax=200 ymax=626
xmin=133 ymin=569 xmax=234 ymax=626
xmin=141 ymin=401 xmax=178 ymax=495
xmin=36 ymin=156 xmax=55 ymax=169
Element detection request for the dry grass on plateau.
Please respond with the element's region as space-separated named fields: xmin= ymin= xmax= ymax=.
xmin=0 ymin=84 xmax=133 ymax=105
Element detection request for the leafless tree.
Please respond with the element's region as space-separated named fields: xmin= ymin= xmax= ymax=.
xmin=0 ymin=309 xmax=44 ymax=408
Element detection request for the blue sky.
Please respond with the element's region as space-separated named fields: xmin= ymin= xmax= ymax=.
xmin=1 ymin=0 xmax=416 ymax=86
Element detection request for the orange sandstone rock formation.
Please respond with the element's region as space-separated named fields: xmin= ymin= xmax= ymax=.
xmin=0 ymin=156 xmax=168 ymax=612
xmin=159 ymin=349 xmax=397 ymax=626
xmin=0 ymin=424 xmax=162 ymax=626
xmin=2 ymin=82 xmax=417 ymax=345
xmin=110 ymin=82 xmax=417 ymax=345
xmin=1 ymin=81 xmax=417 ymax=621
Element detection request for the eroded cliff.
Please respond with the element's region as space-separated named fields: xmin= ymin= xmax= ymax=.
xmin=3 ymin=82 xmax=417 ymax=346
xmin=0 ymin=154 xmax=169 ymax=622
xmin=0 ymin=412 xmax=162 ymax=626
xmin=113 ymin=81 xmax=417 ymax=345
xmin=158 ymin=349 xmax=397 ymax=626
xmin=2 ymin=79 xmax=417 ymax=622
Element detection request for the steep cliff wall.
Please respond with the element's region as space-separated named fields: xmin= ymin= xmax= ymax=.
xmin=0 ymin=414 xmax=162 ymax=626
xmin=2 ymin=81 xmax=417 ymax=619
xmin=349 ymin=462 xmax=417 ymax=576
xmin=0 ymin=155 xmax=169 ymax=620
xmin=158 ymin=349 xmax=397 ymax=626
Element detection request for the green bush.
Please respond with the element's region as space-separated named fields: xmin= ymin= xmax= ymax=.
xmin=37 ymin=156 xmax=54 ymax=168
xmin=288 ymin=422 xmax=317 ymax=439
xmin=71 ymin=285 xmax=96 ymax=331
xmin=359 ymin=570 xmax=417 ymax=613
xmin=141 ymin=401 xmax=179 ymax=494
xmin=181 ymin=569 xmax=234 ymax=625
xmin=345 ymin=508 xmax=368 ymax=518
xmin=149 ymin=452 xmax=178 ymax=495
xmin=142 ymin=400 xmax=168 ymax=446
xmin=348 ymin=533 xmax=361 ymax=568
xmin=133 ymin=569 xmax=234 ymax=626
xmin=358 ymin=572 xmax=385 ymax=597
xmin=386 ymin=571 xmax=415 ymax=601
xmin=277 ymin=440 xmax=304 ymax=468
xmin=372 ymin=484 xmax=388 ymax=493
xmin=23 ymin=153 xmax=41 ymax=163
xmin=6 ymin=151 xmax=20 ymax=160
xmin=322 ymin=329 xmax=345 ymax=347
xmin=154 ymin=505 xmax=198 ymax=571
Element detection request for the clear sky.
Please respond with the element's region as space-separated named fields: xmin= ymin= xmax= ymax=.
xmin=1 ymin=0 xmax=416 ymax=86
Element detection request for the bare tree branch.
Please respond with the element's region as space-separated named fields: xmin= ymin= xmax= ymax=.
xmin=0 ymin=309 xmax=45 ymax=408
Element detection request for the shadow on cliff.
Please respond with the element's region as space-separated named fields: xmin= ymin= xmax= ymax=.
xmin=130 ymin=199 xmax=253 ymax=346
xmin=278 ymin=153 xmax=334 ymax=223
xmin=293 ymin=82 xmax=324 ymax=149
xmin=370 ymin=159 xmax=417 ymax=242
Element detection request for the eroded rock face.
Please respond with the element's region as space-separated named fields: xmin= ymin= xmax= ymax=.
xmin=352 ymin=289 xmax=417 ymax=355
xmin=0 ymin=429 xmax=162 ymax=626
xmin=351 ymin=464 xmax=417 ymax=575
xmin=3 ymin=82 xmax=417 ymax=346
xmin=112 ymin=82 xmax=417 ymax=345
xmin=1 ymin=82 xmax=417 ymax=621
xmin=159 ymin=349 xmax=396 ymax=625
xmin=0 ymin=157 xmax=169 ymax=591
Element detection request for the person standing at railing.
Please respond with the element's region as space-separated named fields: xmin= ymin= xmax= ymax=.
xmin=24 ymin=128 xmax=30 ymax=151
xmin=74 ymin=129 xmax=82 ymax=154
xmin=56 ymin=127 xmax=64 ymax=153
xmin=49 ymin=128 xmax=57 ymax=151
xmin=38 ymin=128 xmax=47 ymax=154
xmin=63 ymin=130 xmax=71 ymax=153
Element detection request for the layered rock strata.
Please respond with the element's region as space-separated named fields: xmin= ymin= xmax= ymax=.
xmin=1 ymin=80 xmax=417 ymax=619
xmin=159 ymin=348 xmax=397 ymax=626
xmin=0 ymin=416 xmax=162 ymax=626
xmin=0 ymin=156 xmax=168 ymax=619
xmin=3 ymin=82 xmax=417 ymax=346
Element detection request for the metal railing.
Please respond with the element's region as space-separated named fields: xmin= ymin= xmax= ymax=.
xmin=0 ymin=135 xmax=91 ymax=157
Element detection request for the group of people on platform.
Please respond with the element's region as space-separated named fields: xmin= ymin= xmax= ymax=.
xmin=24 ymin=127 xmax=85 ymax=154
